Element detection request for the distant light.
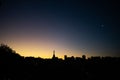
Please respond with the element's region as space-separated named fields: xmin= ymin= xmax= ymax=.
xmin=101 ymin=24 xmax=104 ymax=27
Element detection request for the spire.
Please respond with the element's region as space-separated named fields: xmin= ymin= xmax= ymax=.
xmin=52 ymin=50 xmax=58 ymax=59
xmin=52 ymin=50 xmax=55 ymax=58
xmin=53 ymin=50 xmax=55 ymax=55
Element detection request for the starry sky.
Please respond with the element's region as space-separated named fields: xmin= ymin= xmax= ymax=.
xmin=0 ymin=0 xmax=120 ymax=58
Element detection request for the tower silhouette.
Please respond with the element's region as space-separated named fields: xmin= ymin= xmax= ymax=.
xmin=52 ymin=50 xmax=55 ymax=59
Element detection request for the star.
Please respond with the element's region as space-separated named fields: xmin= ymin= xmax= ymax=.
xmin=101 ymin=24 xmax=104 ymax=28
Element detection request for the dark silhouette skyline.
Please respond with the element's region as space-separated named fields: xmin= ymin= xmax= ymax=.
xmin=0 ymin=0 xmax=120 ymax=79
xmin=0 ymin=44 xmax=120 ymax=80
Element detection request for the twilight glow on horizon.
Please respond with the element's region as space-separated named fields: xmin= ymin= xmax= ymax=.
xmin=0 ymin=0 xmax=120 ymax=58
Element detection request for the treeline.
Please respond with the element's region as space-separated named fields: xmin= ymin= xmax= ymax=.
xmin=0 ymin=44 xmax=120 ymax=80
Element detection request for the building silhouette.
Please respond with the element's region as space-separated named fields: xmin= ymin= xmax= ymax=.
xmin=52 ymin=50 xmax=55 ymax=58
xmin=52 ymin=50 xmax=58 ymax=60
xmin=0 ymin=44 xmax=120 ymax=80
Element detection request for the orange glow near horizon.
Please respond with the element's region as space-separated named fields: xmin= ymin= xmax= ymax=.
xmin=0 ymin=37 xmax=85 ymax=59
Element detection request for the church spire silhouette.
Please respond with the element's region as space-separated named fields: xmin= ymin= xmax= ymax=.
xmin=52 ymin=50 xmax=58 ymax=59
xmin=52 ymin=50 xmax=55 ymax=59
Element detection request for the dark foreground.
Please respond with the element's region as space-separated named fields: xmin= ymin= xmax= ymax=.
xmin=0 ymin=44 xmax=120 ymax=80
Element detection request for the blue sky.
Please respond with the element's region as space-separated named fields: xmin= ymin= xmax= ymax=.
xmin=0 ymin=0 xmax=120 ymax=58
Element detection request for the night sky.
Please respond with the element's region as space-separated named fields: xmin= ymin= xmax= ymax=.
xmin=0 ymin=0 xmax=120 ymax=58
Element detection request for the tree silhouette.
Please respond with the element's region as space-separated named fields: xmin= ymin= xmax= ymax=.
xmin=0 ymin=43 xmax=120 ymax=80
xmin=0 ymin=44 xmax=22 ymax=65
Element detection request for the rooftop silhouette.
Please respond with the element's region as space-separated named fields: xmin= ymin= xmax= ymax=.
xmin=0 ymin=44 xmax=120 ymax=80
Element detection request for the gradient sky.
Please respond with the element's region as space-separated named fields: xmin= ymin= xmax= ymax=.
xmin=0 ymin=0 xmax=120 ymax=58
